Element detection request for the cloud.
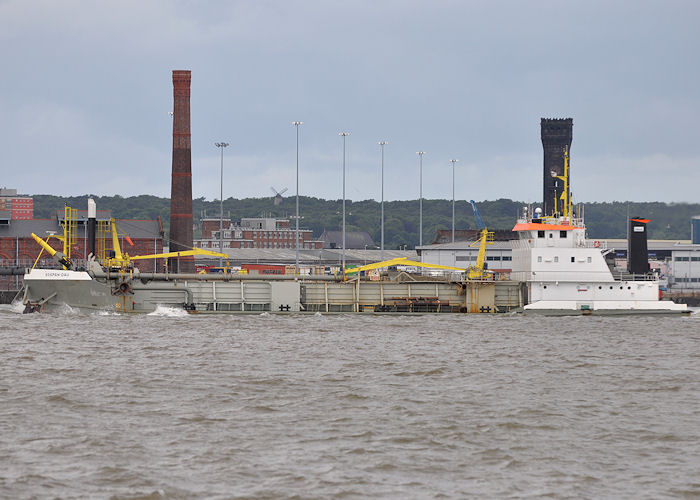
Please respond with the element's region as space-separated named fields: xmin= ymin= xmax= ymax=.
xmin=1 ymin=0 xmax=699 ymax=204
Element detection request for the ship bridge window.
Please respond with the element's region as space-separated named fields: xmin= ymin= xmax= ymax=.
xmin=560 ymin=231 xmax=568 ymax=238
xmin=538 ymin=230 xmax=545 ymax=238
xmin=549 ymin=233 xmax=553 ymax=238
xmin=571 ymin=257 xmax=575 ymax=263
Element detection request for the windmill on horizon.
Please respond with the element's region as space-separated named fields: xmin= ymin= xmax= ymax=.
xmin=270 ymin=187 xmax=288 ymax=206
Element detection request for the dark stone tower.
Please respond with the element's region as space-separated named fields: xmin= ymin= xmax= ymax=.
xmin=541 ymin=118 xmax=573 ymax=216
xmin=169 ymin=70 xmax=194 ymax=273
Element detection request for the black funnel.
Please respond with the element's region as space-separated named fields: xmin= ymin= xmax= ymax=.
xmin=628 ymin=218 xmax=650 ymax=275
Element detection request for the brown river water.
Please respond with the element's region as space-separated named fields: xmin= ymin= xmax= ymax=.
xmin=1 ymin=304 xmax=699 ymax=499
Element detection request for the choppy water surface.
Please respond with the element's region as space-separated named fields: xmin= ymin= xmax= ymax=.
xmin=1 ymin=305 xmax=699 ymax=499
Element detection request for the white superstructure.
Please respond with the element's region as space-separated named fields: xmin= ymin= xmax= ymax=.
xmin=510 ymin=209 xmax=687 ymax=314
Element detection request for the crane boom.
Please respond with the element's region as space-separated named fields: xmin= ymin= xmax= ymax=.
xmin=469 ymin=200 xmax=485 ymax=230
xmin=31 ymin=233 xmax=73 ymax=269
xmin=467 ymin=200 xmax=494 ymax=280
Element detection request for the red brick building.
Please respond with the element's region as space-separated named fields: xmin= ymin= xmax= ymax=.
xmin=195 ymin=217 xmax=323 ymax=250
xmin=0 ymin=188 xmax=33 ymax=220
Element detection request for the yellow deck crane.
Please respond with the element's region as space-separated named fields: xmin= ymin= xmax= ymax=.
xmin=467 ymin=200 xmax=494 ymax=280
xmin=32 ymin=216 xmax=227 ymax=273
xmin=30 ymin=233 xmax=73 ymax=270
xmin=343 ymin=257 xmax=465 ymax=277
xmin=104 ymin=218 xmax=227 ymax=272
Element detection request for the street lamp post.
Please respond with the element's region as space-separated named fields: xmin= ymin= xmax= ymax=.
xmin=378 ymin=141 xmax=387 ymax=261
xmin=215 ymin=142 xmax=229 ymax=266
xmin=339 ymin=132 xmax=350 ymax=270
xmin=450 ymin=158 xmax=459 ymax=243
xmin=292 ymin=121 xmax=303 ymax=276
xmin=417 ymin=151 xmax=426 ymax=247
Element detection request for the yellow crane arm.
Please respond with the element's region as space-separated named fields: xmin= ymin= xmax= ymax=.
xmin=129 ymin=249 xmax=228 ymax=261
xmin=473 ymin=229 xmax=488 ymax=273
xmin=345 ymin=257 xmax=465 ymax=275
xmin=30 ymin=232 xmax=73 ymax=269
xmin=468 ymin=229 xmax=494 ymax=279
xmin=31 ymin=233 xmax=57 ymax=257
xmin=110 ymin=218 xmax=123 ymax=261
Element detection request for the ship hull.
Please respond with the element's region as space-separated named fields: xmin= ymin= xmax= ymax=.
xmin=523 ymin=300 xmax=689 ymax=316
xmin=522 ymin=280 xmax=688 ymax=315
xmin=22 ymin=269 xmax=507 ymax=314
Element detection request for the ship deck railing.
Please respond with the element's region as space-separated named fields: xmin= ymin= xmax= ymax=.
xmin=611 ymin=272 xmax=659 ymax=282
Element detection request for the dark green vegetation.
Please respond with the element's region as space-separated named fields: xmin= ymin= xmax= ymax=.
xmin=33 ymin=195 xmax=700 ymax=249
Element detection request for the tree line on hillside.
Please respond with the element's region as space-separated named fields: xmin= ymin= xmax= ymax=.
xmin=32 ymin=195 xmax=700 ymax=249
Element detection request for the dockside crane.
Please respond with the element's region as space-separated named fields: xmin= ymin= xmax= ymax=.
xmin=467 ymin=200 xmax=494 ymax=280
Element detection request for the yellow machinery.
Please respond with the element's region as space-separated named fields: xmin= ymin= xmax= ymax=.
xmin=551 ymin=145 xmax=572 ymax=219
xmin=31 ymin=232 xmax=73 ymax=269
xmin=63 ymin=205 xmax=78 ymax=261
xmin=31 ymin=212 xmax=227 ymax=272
xmin=344 ymin=200 xmax=496 ymax=282
xmin=104 ymin=218 xmax=227 ymax=272
xmin=30 ymin=205 xmax=80 ymax=269
xmin=344 ymin=257 xmax=465 ymax=277
xmin=467 ymin=200 xmax=494 ymax=280
xmin=96 ymin=219 xmax=110 ymax=261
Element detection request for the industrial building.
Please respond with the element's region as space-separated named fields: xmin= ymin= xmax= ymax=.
xmin=670 ymin=245 xmax=700 ymax=289
xmin=0 ymin=188 xmax=33 ymax=221
xmin=318 ymin=230 xmax=376 ymax=250
xmin=196 ymin=217 xmax=323 ymax=250
xmin=692 ymin=215 xmax=700 ymax=244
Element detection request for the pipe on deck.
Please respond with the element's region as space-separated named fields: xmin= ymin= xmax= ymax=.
xmin=91 ymin=270 xmax=341 ymax=282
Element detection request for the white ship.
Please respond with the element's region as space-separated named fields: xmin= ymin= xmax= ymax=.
xmin=510 ymin=149 xmax=687 ymax=315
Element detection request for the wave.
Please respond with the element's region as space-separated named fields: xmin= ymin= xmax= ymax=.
xmin=146 ymin=305 xmax=190 ymax=317
xmin=0 ymin=300 xmax=27 ymax=314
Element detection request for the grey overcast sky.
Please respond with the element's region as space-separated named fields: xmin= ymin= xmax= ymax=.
xmin=1 ymin=0 xmax=698 ymax=204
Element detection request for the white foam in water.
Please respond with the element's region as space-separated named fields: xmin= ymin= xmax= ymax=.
xmin=147 ymin=305 xmax=190 ymax=317
xmin=0 ymin=301 xmax=26 ymax=314
xmin=56 ymin=303 xmax=79 ymax=315
xmin=259 ymin=312 xmax=270 ymax=317
xmin=10 ymin=300 xmax=26 ymax=314
xmin=94 ymin=309 xmax=121 ymax=316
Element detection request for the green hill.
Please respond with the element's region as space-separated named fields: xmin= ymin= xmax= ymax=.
xmin=32 ymin=195 xmax=700 ymax=249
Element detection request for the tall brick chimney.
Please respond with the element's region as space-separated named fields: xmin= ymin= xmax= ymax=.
xmin=169 ymin=70 xmax=194 ymax=273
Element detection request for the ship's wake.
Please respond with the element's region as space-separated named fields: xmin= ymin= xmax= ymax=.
xmin=147 ymin=305 xmax=190 ymax=317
